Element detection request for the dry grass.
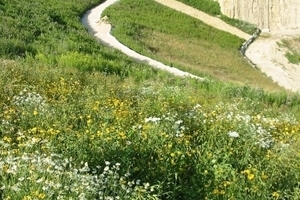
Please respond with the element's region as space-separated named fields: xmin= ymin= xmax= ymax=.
xmin=142 ymin=31 xmax=284 ymax=92
xmin=0 ymin=59 xmax=15 ymax=66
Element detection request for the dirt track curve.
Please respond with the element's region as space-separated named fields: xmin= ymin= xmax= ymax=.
xmin=82 ymin=0 xmax=204 ymax=80
xmin=83 ymin=0 xmax=300 ymax=92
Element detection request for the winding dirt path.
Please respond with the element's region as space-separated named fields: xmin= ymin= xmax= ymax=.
xmin=82 ymin=0 xmax=300 ymax=92
xmin=82 ymin=0 xmax=204 ymax=80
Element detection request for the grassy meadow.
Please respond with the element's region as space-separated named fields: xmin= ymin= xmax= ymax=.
xmin=1 ymin=0 xmax=300 ymax=199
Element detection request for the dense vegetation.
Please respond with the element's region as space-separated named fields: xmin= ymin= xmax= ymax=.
xmin=0 ymin=0 xmax=148 ymax=75
xmin=1 ymin=0 xmax=300 ymax=199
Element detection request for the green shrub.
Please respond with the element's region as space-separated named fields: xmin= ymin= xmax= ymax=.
xmin=0 ymin=39 xmax=37 ymax=59
xmin=286 ymin=51 xmax=300 ymax=64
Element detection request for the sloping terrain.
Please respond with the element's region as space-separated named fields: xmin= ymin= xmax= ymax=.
xmin=1 ymin=0 xmax=300 ymax=199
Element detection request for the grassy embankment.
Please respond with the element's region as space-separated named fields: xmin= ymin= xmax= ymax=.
xmin=1 ymin=0 xmax=300 ymax=199
xmin=103 ymin=0 xmax=282 ymax=91
xmin=176 ymin=0 xmax=257 ymax=34
xmin=278 ymin=36 xmax=300 ymax=64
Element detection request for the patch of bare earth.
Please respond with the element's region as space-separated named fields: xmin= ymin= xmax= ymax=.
xmin=246 ymin=30 xmax=300 ymax=92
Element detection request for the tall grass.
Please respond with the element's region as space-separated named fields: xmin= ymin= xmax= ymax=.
xmin=1 ymin=60 xmax=300 ymax=199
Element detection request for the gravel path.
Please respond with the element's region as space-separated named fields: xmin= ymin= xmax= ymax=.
xmin=82 ymin=0 xmax=204 ymax=80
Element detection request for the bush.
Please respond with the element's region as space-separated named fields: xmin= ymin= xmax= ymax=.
xmin=0 ymin=39 xmax=37 ymax=59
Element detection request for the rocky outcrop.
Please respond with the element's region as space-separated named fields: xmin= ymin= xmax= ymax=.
xmin=217 ymin=0 xmax=300 ymax=31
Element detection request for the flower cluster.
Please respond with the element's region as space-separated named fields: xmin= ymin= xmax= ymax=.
xmin=12 ymin=89 xmax=47 ymax=111
xmin=0 ymin=137 xmax=159 ymax=200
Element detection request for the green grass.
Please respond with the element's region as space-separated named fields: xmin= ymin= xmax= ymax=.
xmin=103 ymin=0 xmax=282 ymax=91
xmin=176 ymin=0 xmax=257 ymax=34
xmin=1 ymin=0 xmax=300 ymax=199
xmin=176 ymin=0 xmax=222 ymax=16
xmin=1 ymin=59 xmax=300 ymax=200
xmin=0 ymin=0 xmax=153 ymax=76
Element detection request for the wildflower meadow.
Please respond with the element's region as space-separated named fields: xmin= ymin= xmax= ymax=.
xmin=1 ymin=0 xmax=300 ymax=199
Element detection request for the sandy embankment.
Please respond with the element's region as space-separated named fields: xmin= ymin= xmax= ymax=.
xmin=246 ymin=30 xmax=300 ymax=92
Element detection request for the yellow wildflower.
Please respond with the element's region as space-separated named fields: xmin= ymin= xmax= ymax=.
xmin=213 ymin=189 xmax=219 ymax=194
xmin=33 ymin=110 xmax=38 ymax=116
xmin=3 ymin=136 xmax=12 ymax=143
xmin=272 ymin=191 xmax=280 ymax=198
xmin=247 ymin=173 xmax=254 ymax=180
xmin=242 ymin=169 xmax=255 ymax=180
xmin=261 ymin=172 xmax=268 ymax=179
xmin=223 ymin=181 xmax=231 ymax=187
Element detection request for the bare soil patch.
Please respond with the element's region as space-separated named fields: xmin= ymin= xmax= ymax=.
xmin=246 ymin=30 xmax=300 ymax=92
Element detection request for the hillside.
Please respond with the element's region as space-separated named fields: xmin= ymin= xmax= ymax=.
xmin=1 ymin=0 xmax=300 ymax=199
xmin=102 ymin=0 xmax=283 ymax=91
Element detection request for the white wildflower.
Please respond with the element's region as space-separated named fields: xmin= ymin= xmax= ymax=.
xmin=136 ymin=179 xmax=141 ymax=185
xmin=144 ymin=117 xmax=161 ymax=123
xmin=11 ymin=183 xmax=20 ymax=192
xmin=175 ymin=120 xmax=183 ymax=125
xmin=193 ymin=104 xmax=201 ymax=109
xmin=36 ymin=177 xmax=44 ymax=183
xmin=228 ymin=131 xmax=239 ymax=138
xmin=104 ymin=166 xmax=109 ymax=171
xmin=143 ymin=182 xmax=150 ymax=189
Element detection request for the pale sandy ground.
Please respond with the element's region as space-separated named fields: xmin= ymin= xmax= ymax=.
xmin=246 ymin=30 xmax=300 ymax=92
xmin=81 ymin=0 xmax=204 ymax=80
xmin=82 ymin=0 xmax=300 ymax=92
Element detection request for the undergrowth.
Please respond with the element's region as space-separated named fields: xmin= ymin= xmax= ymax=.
xmin=1 ymin=0 xmax=300 ymax=199
xmin=1 ymin=61 xmax=300 ymax=200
